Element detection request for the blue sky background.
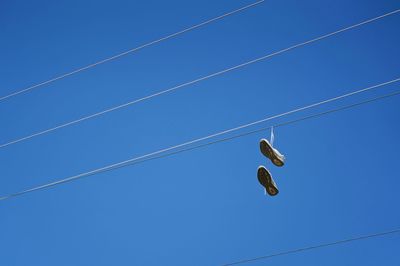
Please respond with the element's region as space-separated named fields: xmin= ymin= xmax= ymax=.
xmin=0 ymin=0 xmax=399 ymax=265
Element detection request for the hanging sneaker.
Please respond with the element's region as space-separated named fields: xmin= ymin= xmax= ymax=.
xmin=260 ymin=139 xmax=285 ymax=167
xmin=257 ymin=166 xmax=279 ymax=196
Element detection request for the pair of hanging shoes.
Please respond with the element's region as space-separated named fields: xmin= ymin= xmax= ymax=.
xmin=258 ymin=139 xmax=285 ymax=196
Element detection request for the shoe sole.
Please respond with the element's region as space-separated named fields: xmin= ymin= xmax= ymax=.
xmin=260 ymin=139 xmax=284 ymax=167
xmin=257 ymin=166 xmax=279 ymax=196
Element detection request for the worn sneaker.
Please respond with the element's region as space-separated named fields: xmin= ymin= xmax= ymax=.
xmin=257 ymin=166 xmax=279 ymax=196
xmin=260 ymin=139 xmax=285 ymax=167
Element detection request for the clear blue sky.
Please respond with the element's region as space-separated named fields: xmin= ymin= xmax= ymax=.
xmin=0 ymin=0 xmax=399 ymax=265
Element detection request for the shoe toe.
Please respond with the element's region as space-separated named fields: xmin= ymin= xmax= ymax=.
xmin=267 ymin=186 xmax=279 ymax=196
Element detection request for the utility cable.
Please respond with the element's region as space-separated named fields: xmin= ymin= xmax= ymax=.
xmin=0 ymin=0 xmax=265 ymax=102
xmin=0 ymin=82 xmax=399 ymax=201
xmin=222 ymin=228 xmax=400 ymax=265
xmin=1 ymin=9 xmax=399 ymax=149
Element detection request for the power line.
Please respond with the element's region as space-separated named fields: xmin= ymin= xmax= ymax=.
xmin=1 ymin=81 xmax=399 ymax=201
xmin=222 ymin=228 xmax=400 ymax=265
xmin=0 ymin=0 xmax=265 ymax=102
xmin=77 ymin=89 xmax=400 ymax=171
xmin=1 ymin=9 xmax=399 ymax=150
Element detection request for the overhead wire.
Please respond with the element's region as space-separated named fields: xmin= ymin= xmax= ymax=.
xmin=1 ymin=9 xmax=399 ymax=150
xmin=0 ymin=0 xmax=265 ymax=102
xmin=0 ymin=79 xmax=399 ymax=201
xmin=222 ymin=228 xmax=400 ymax=265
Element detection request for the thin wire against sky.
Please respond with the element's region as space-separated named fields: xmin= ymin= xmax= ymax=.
xmin=222 ymin=228 xmax=400 ymax=265
xmin=0 ymin=0 xmax=265 ymax=102
xmin=0 ymin=78 xmax=399 ymax=201
xmin=1 ymin=8 xmax=399 ymax=150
